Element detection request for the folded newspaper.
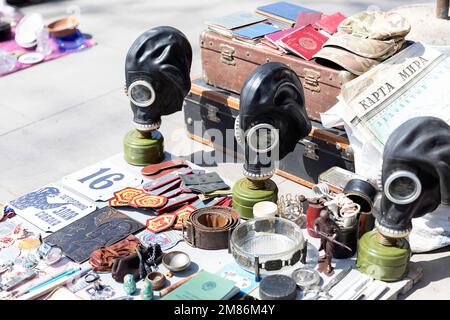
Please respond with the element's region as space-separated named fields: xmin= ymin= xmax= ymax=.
xmin=321 ymin=42 xmax=450 ymax=252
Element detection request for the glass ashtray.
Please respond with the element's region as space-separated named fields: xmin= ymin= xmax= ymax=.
xmin=230 ymin=217 xmax=305 ymax=275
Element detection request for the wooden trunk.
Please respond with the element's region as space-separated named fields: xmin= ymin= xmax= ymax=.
xmin=200 ymin=31 xmax=348 ymax=122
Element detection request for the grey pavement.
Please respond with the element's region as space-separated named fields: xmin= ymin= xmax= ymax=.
xmin=0 ymin=0 xmax=447 ymax=299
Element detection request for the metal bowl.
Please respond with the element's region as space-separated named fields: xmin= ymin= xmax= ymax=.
xmin=146 ymin=271 xmax=166 ymax=290
xmin=162 ymin=251 xmax=191 ymax=272
xmin=47 ymin=16 xmax=79 ymax=38
xmin=230 ymin=217 xmax=305 ymax=274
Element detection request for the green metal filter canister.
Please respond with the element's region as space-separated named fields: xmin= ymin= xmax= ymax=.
xmin=232 ymin=178 xmax=278 ymax=219
xmin=123 ymin=129 xmax=164 ymax=166
xmin=356 ymin=230 xmax=411 ymax=282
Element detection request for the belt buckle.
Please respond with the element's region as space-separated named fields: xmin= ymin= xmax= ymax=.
xmin=181 ymin=219 xmax=195 ymax=247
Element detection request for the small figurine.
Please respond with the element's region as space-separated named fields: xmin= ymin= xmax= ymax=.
xmin=312 ymin=209 xmax=351 ymax=276
xmin=123 ymin=274 xmax=136 ymax=295
xmin=140 ymin=281 xmax=154 ymax=300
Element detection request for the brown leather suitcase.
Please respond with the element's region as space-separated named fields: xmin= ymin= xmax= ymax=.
xmin=184 ymin=79 xmax=355 ymax=189
xmin=200 ymin=31 xmax=352 ymax=122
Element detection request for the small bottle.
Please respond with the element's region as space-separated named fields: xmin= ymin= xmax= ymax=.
xmin=35 ymin=26 xmax=52 ymax=56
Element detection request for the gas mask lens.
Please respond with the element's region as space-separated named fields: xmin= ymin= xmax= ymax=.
xmin=384 ymin=170 xmax=422 ymax=205
xmin=247 ymin=123 xmax=279 ymax=153
xmin=128 ymin=80 xmax=156 ymax=107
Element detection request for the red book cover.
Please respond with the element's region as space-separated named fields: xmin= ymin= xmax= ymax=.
xmin=295 ymin=12 xmax=322 ymax=28
xmin=279 ymin=24 xmax=329 ymax=60
xmin=314 ymin=12 xmax=347 ymax=35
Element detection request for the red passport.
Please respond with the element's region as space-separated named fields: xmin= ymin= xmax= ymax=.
xmin=314 ymin=12 xmax=346 ymax=35
xmin=278 ymin=24 xmax=329 ymax=60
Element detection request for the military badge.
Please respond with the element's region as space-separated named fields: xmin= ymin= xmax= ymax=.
xmin=173 ymin=205 xmax=196 ymax=230
xmin=130 ymin=194 xmax=168 ymax=208
xmin=146 ymin=214 xmax=177 ymax=233
xmin=108 ymin=198 xmax=129 ymax=207
xmin=114 ymin=187 xmax=144 ymax=203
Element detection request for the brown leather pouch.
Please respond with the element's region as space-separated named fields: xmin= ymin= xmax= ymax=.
xmin=88 ymin=235 xmax=141 ymax=272
xmin=111 ymin=243 xmax=163 ymax=283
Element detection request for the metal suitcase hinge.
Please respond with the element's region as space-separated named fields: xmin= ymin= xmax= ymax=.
xmin=205 ymin=104 xmax=221 ymax=123
xmin=302 ymin=68 xmax=321 ymax=92
xmin=220 ymin=44 xmax=236 ymax=66
xmin=302 ymin=140 xmax=319 ymax=160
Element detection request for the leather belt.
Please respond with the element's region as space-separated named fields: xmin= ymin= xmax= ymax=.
xmin=182 ymin=207 xmax=240 ymax=250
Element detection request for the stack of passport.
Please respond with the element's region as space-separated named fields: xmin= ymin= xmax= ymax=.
xmin=204 ymin=1 xmax=347 ymax=60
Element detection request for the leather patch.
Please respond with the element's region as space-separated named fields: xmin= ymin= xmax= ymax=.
xmin=142 ymin=168 xmax=192 ymax=191
xmin=156 ymin=193 xmax=198 ymax=214
xmin=146 ymin=214 xmax=177 ymax=233
xmin=173 ymin=205 xmax=196 ymax=230
xmin=145 ymin=179 xmax=181 ymax=195
xmin=204 ymin=196 xmax=227 ymax=207
xmin=129 ymin=194 xmax=168 ymax=208
xmin=161 ymin=186 xmax=184 ymax=199
xmin=141 ymin=159 xmax=188 ymax=177
xmin=264 ymin=259 xmax=283 ymax=271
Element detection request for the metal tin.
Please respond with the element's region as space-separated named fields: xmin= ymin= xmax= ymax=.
xmin=306 ymin=201 xmax=323 ymax=238
xmin=259 ymin=275 xmax=297 ymax=300
xmin=343 ymin=179 xmax=378 ymax=213
xmin=332 ymin=223 xmax=358 ymax=259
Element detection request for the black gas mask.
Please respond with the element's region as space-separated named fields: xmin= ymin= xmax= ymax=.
xmin=235 ymin=62 xmax=312 ymax=179
xmin=125 ymin=26 xmax=192 ymax=131
xmin=376 ymin=116 xmax=450 ymax=238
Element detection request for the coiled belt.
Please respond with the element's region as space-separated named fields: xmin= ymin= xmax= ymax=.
xmin=182 ymin=207 xmax=240 ymax=250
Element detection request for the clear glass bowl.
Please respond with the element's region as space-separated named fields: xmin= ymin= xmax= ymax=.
xmin=230 ymin=217 xmax=305 ymax=274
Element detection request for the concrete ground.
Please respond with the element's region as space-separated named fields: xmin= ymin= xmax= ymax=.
xmin=1 ymin=0 xmax=448 ymax=299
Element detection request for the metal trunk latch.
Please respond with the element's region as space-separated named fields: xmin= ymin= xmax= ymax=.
xmin=302 ymin=140 xmax=319 ymax=160
xmin=220 ymin=44 xmax=236 ymax=65
xmin=341 ymin=147 xmax=354 ymax=162
xmin=302 ymin=68 xmax=321 ymax=92
xmin=205 ymin=104 xmax=221 ymax=123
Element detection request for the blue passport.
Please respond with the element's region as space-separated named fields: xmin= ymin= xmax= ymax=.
xmin=257 ymin=1 xmax=320 ymax=24
xmin=233 ymin=22 xmax=281 ymax=39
